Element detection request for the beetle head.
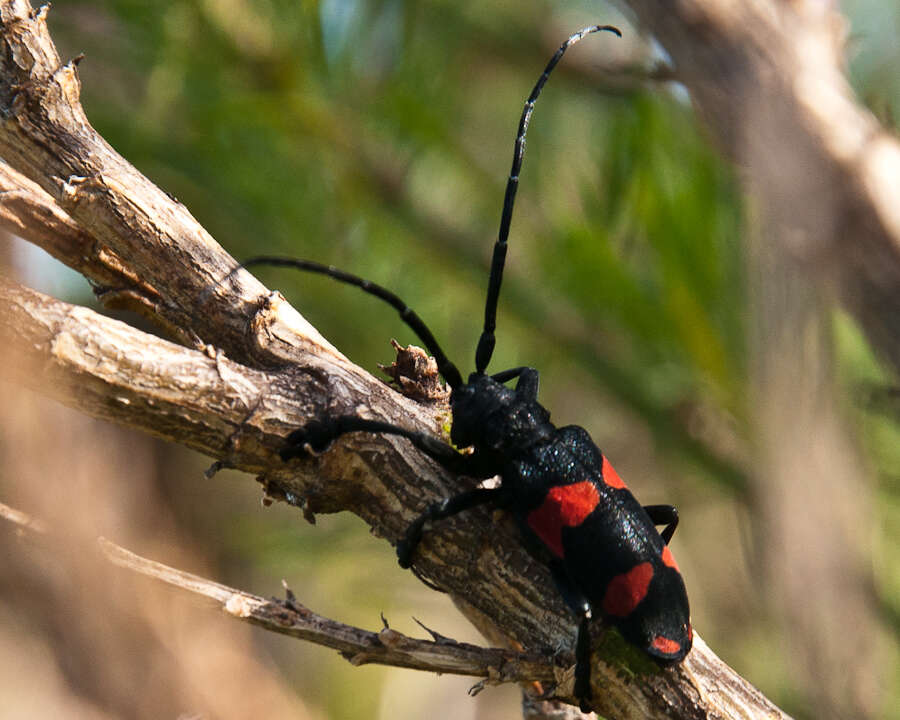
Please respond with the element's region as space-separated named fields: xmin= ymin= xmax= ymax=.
xmin=449 ymin=375 xmax=514 ymax=450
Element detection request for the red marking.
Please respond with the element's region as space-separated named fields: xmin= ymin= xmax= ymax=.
xmin=661 ymin=545 xmax=680 ymax=572
xmin=526 ymin=481 xmax=600 ymax=557
xmin=650 ymin=635 xmax=682 ymax=655
xmin=602 ymin=562 xmax=653 ymax=617
xmin=601 ymin=455 xmax=626 ymax=489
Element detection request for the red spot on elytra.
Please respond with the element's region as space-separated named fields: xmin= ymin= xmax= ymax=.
xmin=601 ymin=455 xmax=626 ymax=489
xmin=661 ymin=545 xmax=680 ymax=572
xmin=602 ymin=562 xmax=653 ymax=617
xmin=650 ymin=634 xmax=682 ymax=655
xmin=526 ymin=481 xmax=600 ymax=557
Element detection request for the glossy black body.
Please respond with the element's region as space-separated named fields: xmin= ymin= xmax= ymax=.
xmin=448 ymin=371 xmax=692 ymax=664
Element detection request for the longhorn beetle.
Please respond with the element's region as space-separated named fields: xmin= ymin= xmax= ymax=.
xmin=240 ymin=25 xmax=691 ymax=711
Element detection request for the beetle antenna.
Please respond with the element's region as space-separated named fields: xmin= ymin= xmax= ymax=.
xmin=473 ymin=24 xmax=621 ymax=374
xmin=232 ymin=256 xmax=464 ymax=389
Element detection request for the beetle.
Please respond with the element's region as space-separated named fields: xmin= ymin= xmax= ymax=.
xmin=240 ymin=25 xmax=691 ymax=710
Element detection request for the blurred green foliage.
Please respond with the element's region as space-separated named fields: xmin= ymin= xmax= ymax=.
xmin=39 ymin=0 xmax=900 ymax=718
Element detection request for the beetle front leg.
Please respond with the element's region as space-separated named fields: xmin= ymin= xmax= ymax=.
xmin=490 ymin=367 xmax=540 ymax=400
xmin=280 ymin=416 xmax=489 ymax=476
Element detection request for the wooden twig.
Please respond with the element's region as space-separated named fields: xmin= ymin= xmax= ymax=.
xmin=0 ymin=500 xmax=557 ymax=686
xmin=0 ymin=1 xmax=797 ymax=717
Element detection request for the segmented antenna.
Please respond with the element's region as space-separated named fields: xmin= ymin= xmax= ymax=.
xmin=235 ymin=256 xmax=465 ymax=389
xmin=473 ymin=24 xmax=621 ymax=375
xmin=227 ymin=26 xmax=619 ymax=389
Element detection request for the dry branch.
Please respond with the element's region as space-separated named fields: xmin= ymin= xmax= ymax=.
xmin=0 ymin=500 xmax=555 ymax=686
xmin=0 ymin=1 xmax=799 ymax=717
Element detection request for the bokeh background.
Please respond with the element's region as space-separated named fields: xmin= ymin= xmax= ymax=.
xmin=1 ymin=1 xmax=898 ymax=719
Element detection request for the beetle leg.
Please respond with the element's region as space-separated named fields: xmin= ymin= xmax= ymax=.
xmin=280 ymin=416 xmax=490 ymax=476
xmin=491 ymin=366 xmax=526 ymax=383
xmin=574 ymin=611 xmax=594 ymax=712
xmin=643 ymin=504 xmax=679 ymax=544
xmin=547 ymin=559 xmax=594 ymax=711
xmin=514 ymin=367 xmax=540 ymax=400
xmin=490 ymin=367 xmax=540 ymax=400
xmin=396 ymin=486 xmax=512 ymax=568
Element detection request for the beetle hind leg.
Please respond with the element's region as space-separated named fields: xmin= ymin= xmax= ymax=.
xmin=547 ymin=559 xmax=594 ymax=711
xmin=574 ymin=610 xmax=594 ymax=712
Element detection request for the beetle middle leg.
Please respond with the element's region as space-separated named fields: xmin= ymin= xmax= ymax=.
xmin=396 ymin=485 xmax=513 ymax=567
xmin=643 ymin=504 xmax=679 ymax=544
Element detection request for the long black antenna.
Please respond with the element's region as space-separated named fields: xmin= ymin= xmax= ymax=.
xmin=235 ymin=256 xmax=465 ymax=389
xmin=473 ymin=24 xmax=621 ymax=375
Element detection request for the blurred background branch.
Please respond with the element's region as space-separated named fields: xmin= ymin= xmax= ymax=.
xmin=618 ymin=3 xmax=900 ymax=719
xmin=619 ymin=0 xmax=900 ymax=374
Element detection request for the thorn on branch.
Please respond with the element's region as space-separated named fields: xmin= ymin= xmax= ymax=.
xmin=280 ymin=579 xmax=308 ymax=615
xmin=257 ymin=476 xmax=315 ymax=521
xmin=413 ymin=616 xmax=457 ymax=645
xmin=410 ymin=565 xmax=445 ymax=593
